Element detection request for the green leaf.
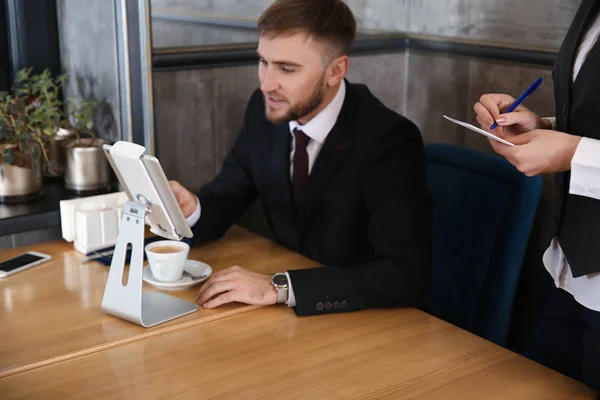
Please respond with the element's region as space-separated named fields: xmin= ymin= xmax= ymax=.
xmin=3 ymin=148 xmax=15 ymax=165
xmin=57 ymin=74 xmax=69 ymax=85
xmin=15 ymin=67 xmax=32 ymax=84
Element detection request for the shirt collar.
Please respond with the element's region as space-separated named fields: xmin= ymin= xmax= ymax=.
xmin=288 ymin=80 xmax=346 ymax=144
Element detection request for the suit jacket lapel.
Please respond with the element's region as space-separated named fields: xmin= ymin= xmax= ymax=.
xmin=565 ymin=0 xmax=598 ymax=87
xmin=297 ymin=84 xmax=357 ymax=238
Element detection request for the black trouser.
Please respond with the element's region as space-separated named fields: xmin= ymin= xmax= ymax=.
xmin=528 ymin=277 xmax=600 ymax=390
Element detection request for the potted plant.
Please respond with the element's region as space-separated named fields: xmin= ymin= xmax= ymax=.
xmin=63 ymin=98 xmax=112 ymax=193
xmin=0 ymin=90 xmax=57 ymax=202
xmin=12 ymin=67 xmax=70 ymax=179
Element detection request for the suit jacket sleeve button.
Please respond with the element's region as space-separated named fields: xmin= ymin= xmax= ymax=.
xmin=316 ymin=302 xmax=324 ymax=311
xmin=333 ymin=301 xmax=340 ymax=309
xmin=340 ymin=301 xmax=347 ymax=309
xmin=324 ymin=302 xmax=332 ymax=310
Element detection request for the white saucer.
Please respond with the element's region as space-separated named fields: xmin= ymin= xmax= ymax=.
xmin=142 ymin=260 xmax=212 ymax=291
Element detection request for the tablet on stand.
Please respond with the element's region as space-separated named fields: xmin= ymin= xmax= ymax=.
xmin=101 ymin=141 xmax=197 ymax=327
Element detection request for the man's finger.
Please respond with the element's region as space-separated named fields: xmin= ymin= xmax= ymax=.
xmin=196 ymin=281 xmax=209 ymax=301
xmin=169 ymin=180 xmax=195 ymax=204
xmin=169 ymin=180 xmax=183 ymax=194
xmin=195 ymin=265 xmax=246 ymax=301
xmin=196 ymin=275 xmax=222 ymax=300
xmin=203 ymin=291 xmax=238 ymax=309
xmin=201 ymin=271 xmax=237 ymax=286
xmin=196 ymin=273 xmax=229 ymax=300
xmin=198 ymin=281 xmax=235 ymax=305
xmin=169 ymin=180 xmax=190 ymax=208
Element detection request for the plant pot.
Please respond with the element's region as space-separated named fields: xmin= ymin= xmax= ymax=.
xmin=0 ymin=158 xmax=43 ymax=203
xmin=44 ymin=128 xmax=74 ymax=179
xmin=64 ymin=138 xmax=112 ymax=193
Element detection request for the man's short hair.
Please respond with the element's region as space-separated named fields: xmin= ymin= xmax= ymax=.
xmin=258 ymin=0 xmax=357 ymax=60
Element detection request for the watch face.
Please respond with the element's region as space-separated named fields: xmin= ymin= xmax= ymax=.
xmin=272 ymin=274 xmax=288 ymax=286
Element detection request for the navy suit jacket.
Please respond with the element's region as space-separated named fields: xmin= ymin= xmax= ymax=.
xmin=192 ymin=81 xmax=433 ymax=316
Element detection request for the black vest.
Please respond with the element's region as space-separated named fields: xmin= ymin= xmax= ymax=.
xmin=544 ymin=0 xmax=600 ymax=277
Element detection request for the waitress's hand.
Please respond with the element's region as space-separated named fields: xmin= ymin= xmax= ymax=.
xmin=489 ymin=129 xmax=582 ymax=176
xmin=474 ymin=93 xmax=552 ymax=138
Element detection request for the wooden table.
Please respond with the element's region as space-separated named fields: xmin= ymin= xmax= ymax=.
xmin=0 ymin=226 xmax=318 ymax=378
xmin=0 ymin=307 xmax=595 ymax=399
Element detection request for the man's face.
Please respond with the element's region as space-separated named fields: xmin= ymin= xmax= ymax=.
xmin=257 ymin=31 xmax=329 ymax=124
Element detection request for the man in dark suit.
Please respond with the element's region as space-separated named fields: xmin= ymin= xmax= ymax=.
xmin=473 ymin=0 xmax=600 ymax=389
xmin=170 ymin=0 xmax=432 ymax=317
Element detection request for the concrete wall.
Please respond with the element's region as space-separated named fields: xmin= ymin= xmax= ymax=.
xmin=154 ymin=51 xmax=555 ymax=187
xmin=151 ymin=0 xmax=579 ymax=50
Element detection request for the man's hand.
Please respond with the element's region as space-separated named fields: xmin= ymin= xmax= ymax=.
xmin=169 ymin=180 xmax=198 ymax=218
xmin=474 ymin=93 xmax=551 ymax=138
xmin=196 ymin=266 xmax=277 ymax=308
xmin=489 ymin=129 xmax=582 ymax=176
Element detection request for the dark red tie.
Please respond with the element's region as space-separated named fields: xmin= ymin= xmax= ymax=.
xmin=292 ymin=129 xmax=310 ymax=205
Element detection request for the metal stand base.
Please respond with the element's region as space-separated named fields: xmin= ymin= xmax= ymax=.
xmin=101 ymin=200 xmax=197 ymax=327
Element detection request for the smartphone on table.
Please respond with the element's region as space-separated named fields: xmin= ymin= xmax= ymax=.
xmin=0 ymin=251 xmax=52 ymax=278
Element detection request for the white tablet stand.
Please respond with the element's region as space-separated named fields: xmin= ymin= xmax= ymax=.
xmin=100 ymin=141 xmax=197 ymax=327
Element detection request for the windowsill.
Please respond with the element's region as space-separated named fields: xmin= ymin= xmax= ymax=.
xmin=0 ymin=181 xmax=117 ymax=236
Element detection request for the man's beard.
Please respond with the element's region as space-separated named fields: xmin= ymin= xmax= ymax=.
xmin=264 ymin=78 xmax=326 ymax=125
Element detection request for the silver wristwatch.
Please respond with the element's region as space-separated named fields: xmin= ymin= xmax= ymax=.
xmin=271 ymin=273 xmax=289 ymax=304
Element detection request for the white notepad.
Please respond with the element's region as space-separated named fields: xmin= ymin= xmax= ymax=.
xmin=443 ymin=115 xmax=515 ymax=147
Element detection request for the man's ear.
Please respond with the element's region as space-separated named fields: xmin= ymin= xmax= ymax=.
xmin=327 ymin=55 xmax=350 ymax=87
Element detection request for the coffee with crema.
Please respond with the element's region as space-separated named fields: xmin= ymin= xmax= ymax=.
xmin=149 ymin=245 xmax=184 ymax=254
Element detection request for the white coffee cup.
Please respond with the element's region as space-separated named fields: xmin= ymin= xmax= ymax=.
xmin=145 ymin=240 xmax=190 ymax=282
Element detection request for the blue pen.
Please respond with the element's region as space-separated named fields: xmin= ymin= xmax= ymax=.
xmin=490 ymin=77 xmax=543 ymax=130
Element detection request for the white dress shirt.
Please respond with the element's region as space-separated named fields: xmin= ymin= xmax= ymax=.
xmin=186 ymin=81 xmax=347 ymax=308
xmin=543 ymin=11 xmax=600 ymax=312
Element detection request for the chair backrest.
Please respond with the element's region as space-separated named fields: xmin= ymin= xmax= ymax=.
xmin=425 ymin=144 xmax=542 ymax=346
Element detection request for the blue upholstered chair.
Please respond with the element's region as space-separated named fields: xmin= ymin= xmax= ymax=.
xmin=425 ymin=143 xmax=543 ymax=346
